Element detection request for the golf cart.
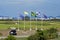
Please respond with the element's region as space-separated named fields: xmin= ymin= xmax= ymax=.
xmin=9 ymin=27 xmax=17 ymax=35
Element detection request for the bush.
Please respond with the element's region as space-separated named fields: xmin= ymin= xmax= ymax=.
xmin=28 ymin=30 xmax=47 ymax=40
xmin=46 ymin=28 xmax=58 ymax=39
xmin=28 ymin=28 xmax=58 ymax=40
xmin=4 ymin=35 xmax=16 ymax=40
xmin=0 ymin=33 xmax=3 ymax=36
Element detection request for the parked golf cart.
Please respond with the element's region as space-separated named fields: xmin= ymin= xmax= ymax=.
xmin=9 ymin=27 xmax=17 ymax=35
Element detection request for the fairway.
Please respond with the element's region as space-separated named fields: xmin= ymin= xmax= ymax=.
xmin=0 ymin=21 xmax=60 ymax=30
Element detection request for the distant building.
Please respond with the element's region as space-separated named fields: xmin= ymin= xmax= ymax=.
xmin=0 ymin=16 xmax=13 ymax=19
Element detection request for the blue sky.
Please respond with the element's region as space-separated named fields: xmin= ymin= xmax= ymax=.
xmin=0 ymin=0 xmax=60 ymax=17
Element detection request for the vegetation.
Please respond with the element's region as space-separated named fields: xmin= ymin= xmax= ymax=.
xmin=0 ymin=19 xmax=60 ymax=40
xmin=46 ymin=28 xmax=58 ymax=39
xmin=0 ymin=20 xmax=60 ymax=30
xmin=0 ymin=33 xmax=3 ymax=36
xmin=28 ymin=28 xmax=58 ymax=40
xmin=4 ymin=35 xmax=16 ymax=40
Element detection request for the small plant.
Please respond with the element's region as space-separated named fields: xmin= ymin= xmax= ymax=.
xmin=0 ymin=33 xmax=3 ymax=36
xmin=4 ymin=35 xmax=16 ymax=40
xmin=46 ymin=28 xmax=58 ymax=39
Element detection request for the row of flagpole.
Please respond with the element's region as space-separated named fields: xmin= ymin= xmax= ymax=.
xmin=17 ymin=11 xmax=47 ymax=31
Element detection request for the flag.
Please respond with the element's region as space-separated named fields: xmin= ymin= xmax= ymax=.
xmin=31 ymin=11 xmax=36 ymax=17
xmin=24 ymin=11 xmax=28 ymax=15
xmin=36 ymin=12 xmax=40 ymax=17
xmin=56 ymin=16 xmax=60 ymax=17
xmin=43 ymin=14 xmax=47 ymax=19
xmin=20 ymin=15 xmax=24 ymax=19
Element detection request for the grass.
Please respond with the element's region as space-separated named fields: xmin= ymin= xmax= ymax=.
xmin=16 ymin=37 xmax=28 ymax=40
xmin=0 ymin=37 xmax=27 ymax=40
xmin=0 ymin=36 xmax=60 ymax=40
xmin=49 ymin=36 xmax=60 ymax=40
xmin=0 ymin=21 xmax=60 ymax=30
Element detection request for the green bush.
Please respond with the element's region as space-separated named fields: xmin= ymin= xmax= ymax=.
xmin=28 ymin=28 xmax=58 ymax=40
xmin=46 ymin=28 xmax=58 ymax=39
xmin=4 ymin=35 xmax=16 ymax=40
xmin=0 ymin=33 xmax=3 ymax=36
xmin=28 ymin=30 xmax=47 ymax=40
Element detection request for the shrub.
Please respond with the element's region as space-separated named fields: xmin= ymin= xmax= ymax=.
xmin=4 ymin=35 xmax=16 ymax=40
xmin=28 ymin=30 xmax=47 ymax=40
xmin=46 ymin=28 xmax=58 ymax=39
xmin=28 ymin=28 xmax=58 ymax=40
xmin=0 ymin=33 xmax=3 ymax=36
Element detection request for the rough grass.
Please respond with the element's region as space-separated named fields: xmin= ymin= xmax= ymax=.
xmin=0 ymin=37 xmax=27 ymax=40
xmin=0 ymin=21 xmax=60 ymax=30
xmin=16 ymin=37 xmax=28 ymax=40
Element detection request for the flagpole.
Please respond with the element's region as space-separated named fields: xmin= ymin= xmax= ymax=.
xmin=17 ymin=14 xmax=20 ymax=31
xmin=35 ymin=11 xmax=40 ymax=30
xmin=41 ymin=15 xmax=42 ymax=27
xmin=31 ymin=11 xmax=38 ymax=31
xmin=24 ymin=11 xmax=29 ymax=30
xmin=36 ymin=17 xmax=37 ymax=30
xmin=30 ymin=15 xmax=32 ymax=31
xmin=24 ymin=14 xmax=25 ymax=30
xmin=40 ymin=14 xmax=43 ymax=30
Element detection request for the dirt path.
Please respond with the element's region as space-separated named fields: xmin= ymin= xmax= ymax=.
xmin=0 ymin=29 xmax=36 ymax=36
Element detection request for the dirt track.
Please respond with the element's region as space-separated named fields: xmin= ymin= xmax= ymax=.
xmin=0 ymin=29 xmax=36 ymax=36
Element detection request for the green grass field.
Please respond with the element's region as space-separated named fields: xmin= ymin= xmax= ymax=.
xmin=0 ymin=21 xmax=60 ymax=30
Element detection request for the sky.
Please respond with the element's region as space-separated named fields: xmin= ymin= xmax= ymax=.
xmin=0 ymin=0 xmax=60 ymax=17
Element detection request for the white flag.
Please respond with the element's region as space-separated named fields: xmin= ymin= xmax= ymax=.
xmin=24 ymin=11 xmax=28 ymax=15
